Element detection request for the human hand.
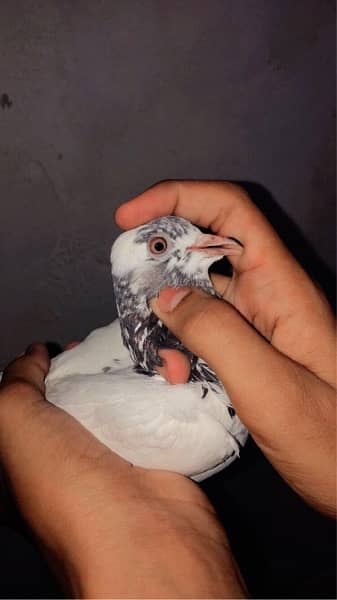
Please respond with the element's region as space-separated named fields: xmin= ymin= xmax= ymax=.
xmin=116 ymin=180 xmax=336 ymax=516
xmin=0 ymin=344 xmax=245 ymax=598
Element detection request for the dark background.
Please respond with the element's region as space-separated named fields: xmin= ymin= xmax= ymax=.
xmin=0 ymin=0 xmax=335 ymax=368
xmin=0 ymin=1 xmax=336 ymax=598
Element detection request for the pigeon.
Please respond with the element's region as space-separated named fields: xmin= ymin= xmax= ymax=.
xmin=45 ymin=216 xmax=248 ymax=481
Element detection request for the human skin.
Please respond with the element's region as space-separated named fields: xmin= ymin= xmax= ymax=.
xmin=0 ymin=180 xmax=335 ymax=598
xmin=0 ymin=349 xmax=245 ymax=598
xmin=115 ymin=180 xmax=336 ymax=517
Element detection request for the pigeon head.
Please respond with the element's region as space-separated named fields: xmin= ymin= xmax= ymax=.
xmin=110 ymin=216 xmax=242 ymax=380
xmin=111 ymin=216 xmax=241 ymax=309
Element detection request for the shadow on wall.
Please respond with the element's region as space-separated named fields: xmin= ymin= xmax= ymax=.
xmin=208 ymin=180 xmax=336 ymax=310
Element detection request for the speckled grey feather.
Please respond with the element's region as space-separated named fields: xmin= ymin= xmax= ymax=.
xmin=112 ymin=216 xmax=235 ymax=405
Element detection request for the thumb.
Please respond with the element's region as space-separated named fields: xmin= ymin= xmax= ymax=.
xmin=151 ymin=288 xmax=337 ymax=517
xmin=0 ymin=344 xmax=51 ymax=466
xmin=150 ymin=287 xmax=319 ymax=444
xmin=1 ymin=343 xmax=50 ymax=394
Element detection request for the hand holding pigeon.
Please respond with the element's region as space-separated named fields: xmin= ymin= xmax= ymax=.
xmin=116 ymin=180 xmax=336 ymax=516
xmin=0 ymin=343 xmax=244 ymax=598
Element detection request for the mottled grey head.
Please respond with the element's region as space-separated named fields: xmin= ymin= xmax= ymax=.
xmin=111 ymin=216 xmax=240 ymax=311
xmin=110 ymin=216 xmax=241 ymax=379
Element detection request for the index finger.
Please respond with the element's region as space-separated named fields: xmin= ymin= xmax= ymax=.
xmin=115 ymin=180 xmax=291 ymax=271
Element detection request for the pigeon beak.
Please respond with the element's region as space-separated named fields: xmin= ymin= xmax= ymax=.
xmin=188 ymin=233 xmax=243 ymax=257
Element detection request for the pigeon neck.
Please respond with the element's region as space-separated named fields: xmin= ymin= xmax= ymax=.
xmin=112 ymin=271 xmax=216 ymax=322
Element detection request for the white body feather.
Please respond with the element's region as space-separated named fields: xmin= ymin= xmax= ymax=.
xmin=46 ymin=320 xmax=247 ymax=481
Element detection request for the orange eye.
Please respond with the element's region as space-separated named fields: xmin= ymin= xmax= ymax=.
xmin=148 ymin=236 xmax=168 ymax=255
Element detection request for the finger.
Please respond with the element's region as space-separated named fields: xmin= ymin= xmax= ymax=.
xmin=1 ymin=343 xmax=50 ymax=394
xmin=151 ymin=288 xmax=289 ymax=436
xmin=151 ymin=273 xmax=233 ymax=307
xmin=117 ymin=182 xmax=337 ymax=387
xmin=156 ymin=349 xmax=191 ymax=384
xmin=150 ymin=289 xmax=334 ymax=446
xmin=151 ymin=289 xmax=337 ymax=514
xmin=115 ymin=180 xmax=291 ymax=272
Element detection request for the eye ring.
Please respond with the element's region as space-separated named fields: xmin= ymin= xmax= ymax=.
xmin=148 ymin=236 xmax=168 ymax=255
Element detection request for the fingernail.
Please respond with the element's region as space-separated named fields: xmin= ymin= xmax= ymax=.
xmin=168 ymin=289 xmax=191 ymax=311
xmin=156 ymin=288 xmax=191 ymax=313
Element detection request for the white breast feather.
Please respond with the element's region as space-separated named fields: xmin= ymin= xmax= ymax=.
xmin=46 ymin=319 xmax=248 ymax=481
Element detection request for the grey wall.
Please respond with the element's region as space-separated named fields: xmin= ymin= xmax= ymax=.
xmin=0 ymin=0 xmax=335 ymax=368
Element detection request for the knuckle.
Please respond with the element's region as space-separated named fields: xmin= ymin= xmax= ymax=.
xmin=220 ymin=181 xmax=251 ymax=206
xmin=156 ymin=179 xmax=180 ymax=194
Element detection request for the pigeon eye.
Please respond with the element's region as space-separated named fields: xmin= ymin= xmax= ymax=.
xmin=148 ymin=236 xmax=168 ymax=255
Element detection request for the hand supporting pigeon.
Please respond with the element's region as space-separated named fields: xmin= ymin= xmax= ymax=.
xmin=0 ymin=343 xmax=245 ymax=598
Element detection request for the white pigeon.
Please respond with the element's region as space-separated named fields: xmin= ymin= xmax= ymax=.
xmin=46 ymin=216 xmax=248 ymax=481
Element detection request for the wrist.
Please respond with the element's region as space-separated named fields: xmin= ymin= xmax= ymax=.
xmin=71 ymin=521 xmax=246 ymax=599
xmin=53 ymin=491 xmax=246 ymax=598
